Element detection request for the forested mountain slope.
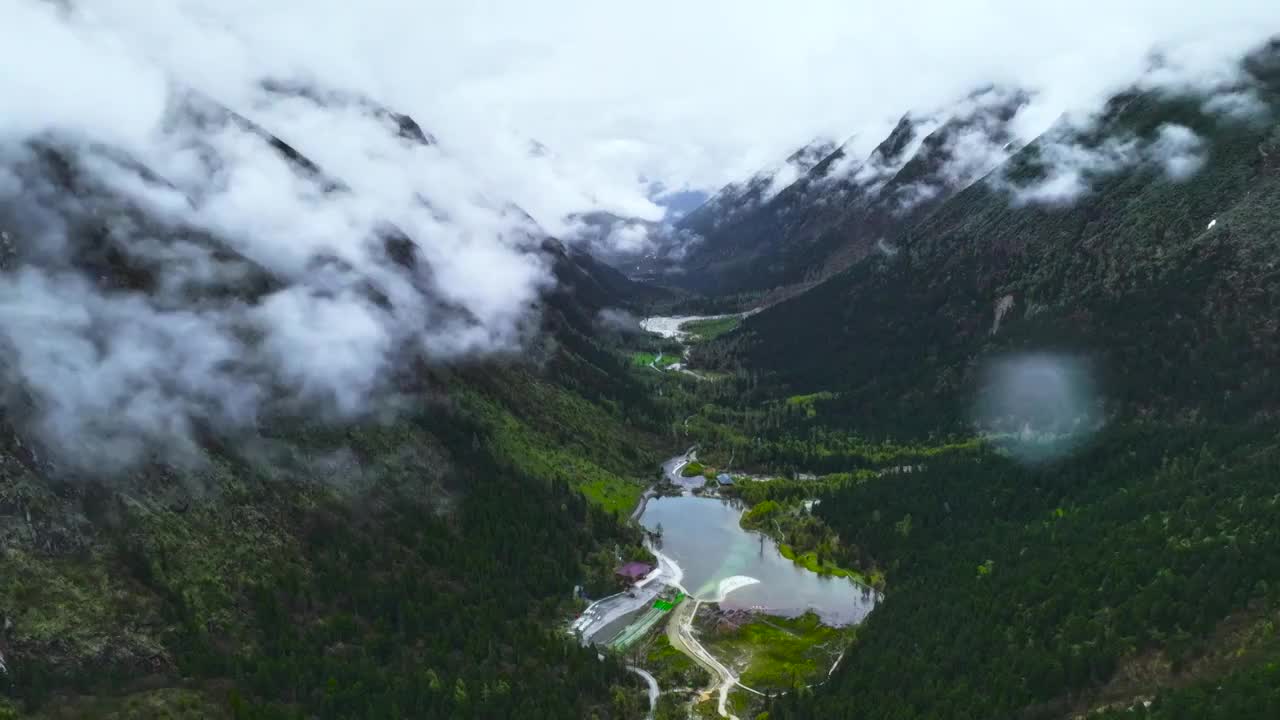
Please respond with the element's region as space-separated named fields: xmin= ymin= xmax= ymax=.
xmin=704 ymin=41 xmax=1280 ymax=720
xmin=676 ymin=137 xmax=837 ymax=244
xmin=0 ymin=87 xmax=659 ymax=719
xmin=732 ymin=60 xmax=1280 ymax=435
xmin=766 ymin=426 xmax=1280 ymax=720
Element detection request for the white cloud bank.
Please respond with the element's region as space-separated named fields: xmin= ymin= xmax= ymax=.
xmin=0 ymin=0 xmax=1276 ymax=470
xmin=24 ymin=0 xmax=1270 ymax=226
xmin=358 ymin=1 xmax=1275 ymax=211
xmin=996 ymin=122 xmax=1211 ymax=207
xmin=0 ymin=1 xmax=555 ymax=470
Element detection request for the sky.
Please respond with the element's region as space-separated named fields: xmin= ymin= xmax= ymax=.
xmin=0 ymin=0 xmax=1276 ymax=471
xmin=14 ymin=0 xmax=1276 ymax=230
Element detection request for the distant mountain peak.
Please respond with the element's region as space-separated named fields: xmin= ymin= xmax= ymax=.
xmin=258 ymin=78 xmax=439 ymax=146
xmin=667 ymin=84 xmax=1033 ymax=295
xmin=676 ymin=135 xmax=842 ymax=238
xmin=785 ymin=136 xmax=841 ymax=172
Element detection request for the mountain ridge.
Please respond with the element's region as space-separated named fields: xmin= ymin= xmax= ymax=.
xmin=670 ymin=86 xmax=1031 ymax=296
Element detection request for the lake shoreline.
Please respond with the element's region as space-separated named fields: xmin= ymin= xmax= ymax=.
xmin=637 ymin=455 xmax=877 ymax=627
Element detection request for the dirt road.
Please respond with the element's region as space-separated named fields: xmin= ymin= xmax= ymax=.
xmin=628 ymin=665 xmax=659 ymax=720
xmin=666 ymin=599 xmax=743 ymax=719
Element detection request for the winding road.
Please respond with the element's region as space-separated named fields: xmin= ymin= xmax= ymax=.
xmin=665 ymin=598 xmax=767 ymax=719
xmin=661 ymin=447 xmax=699 ymax=488
xmin=628 ymin=665 xmax=660 ymax=720
xmin=586 ymin=447 xmax=774 ymax=718
xmin=644 ymin=448 xmax=769 ymax=718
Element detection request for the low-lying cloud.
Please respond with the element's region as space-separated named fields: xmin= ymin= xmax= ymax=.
xmin=604 ymin=222 xmax=654 ymax=255
xmin=595 ymin=307 xmax=643 ymax=335
xmin=0 ymin=2 xmax=553 ymax=472
xmin=988 ymin=42 xmax=1280 ymax=207
xmin=1202 ymin=90 xmax=1272 ymax=121
xmin=993 ymin=120 xmax=1211 ymax=207
xmin=999 ymin=133 xmax=1142 ymax=207
xmin=1150 ymin=123 xmax=1207 ymax=180
xmin=2 ymin=1 xmax=1277 ymax=474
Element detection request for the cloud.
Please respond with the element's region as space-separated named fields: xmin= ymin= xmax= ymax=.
xmin=0 ymin=1 xmax=554 ymax=471
xmin=605 ymin=222 xmax=653 ymax=254
xmin=891 ymin=182 xmax=942 ymax=215
xmin=595 ymin=308 xmax=643 ymax=334
xmin=312 ymin=0 xmax=1271 ymax=217
xmin=1000 ymin=132 xmax=1142 ymax=206
xmin=0 ymin=267 xmax=258 ymax=467
xmin=933 ymin=88 xmax=1033 ymax=183
xmin=562 ymin=214 xmax=656 ymax=258
xmin=934 ymin=127 xmax=1018 ymax=187
xmin=1202 ymin=89 xmax=1272 ymax=121
xmin=883 ymin=87 xmax=1031 ymax=213
xmin=1150 ymin=123 xmax=1207 ymax=180
xmin=848 ymin=115 xmax=943 ymax=188
xmin=252 ymin=287 xmax=395 ymax=417
xmin=757 ymin=139 xmax=837 ymax=200
xmin=27 ymin=0 xmax=1265 ymax=234
xmin=994 ymin=120 xmax=1209 ymax=206
xmin=1 ymin=0 xmax=1276 ymax=470
xmin=0 ymin=1 xmax=168 ymax=148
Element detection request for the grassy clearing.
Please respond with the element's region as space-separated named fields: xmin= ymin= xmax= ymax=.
xmin=680 ymin=461 xmax=705 ymax=477
xmin=778 ymin=543 xmax=867 ymax=584
xmin=785 ymin=391 xmax=838 ymax=418
xmin=727 ymin=690 xmax=755 ymax=718
xmin=692 ymin=697 xmax=720 ymax=718
xmin=678 ymin=316 xmax=740 ymax=342
xmin=579 ymin=477 xmax=646 ymax=516
xmin=631 ymin=352 xmax=680 ymax=369
xmin=489 ymin=430 xmax=642 ymax=516
xmin=703 ymin=612 xmax=853 ymax=691
xmin=460 ymin=382 xmax=648 ymax=516
xmin=785 ymin=392 xmax=837 ymax=405
xmin=644 ymin=634 xmax=711 ymax=690
xmin=737 ymin=496 xmax=878 ymax=587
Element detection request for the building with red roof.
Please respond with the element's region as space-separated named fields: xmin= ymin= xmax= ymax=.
xmin=615 ymin=561 xmax=654 ymax=582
